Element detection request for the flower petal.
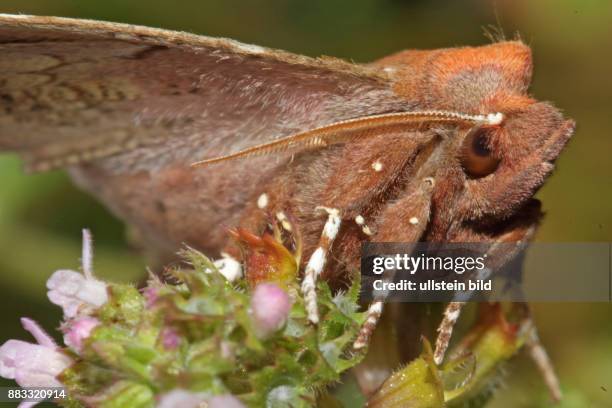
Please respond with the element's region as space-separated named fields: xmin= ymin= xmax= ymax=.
xmin=0 ymin=340 xmax=71 ymax=387
xmin=250 ymin=283 xmax=291 ymax=338
xmin=208 ymin=395 xmax=246 ymax=408
xmin=156 ymin=389 xmax=206 ymax=408
xmin=81 ymin=229 xmax=94 ymax=279
xmin=17 ymin=401 xmax=39 ymax=408
xmin=63 ymin=317 xmax=100 ymax=351
xmin=13 ymin=346 xmax=70 ymax=387
xmin=0 ymin=339 xmax=27 ymax=378
xmin=21 ymin=318 xmax=56 ymax=348
xmin=47 ymin=269 xmax=108 ymax=318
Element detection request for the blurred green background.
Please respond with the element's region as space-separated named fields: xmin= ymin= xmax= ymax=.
xmin=0 ymin=0 xmax=610 ymax=406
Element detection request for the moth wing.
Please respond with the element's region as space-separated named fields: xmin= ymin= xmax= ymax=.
xmin=0 ymin=14 xmax=409 ymax=172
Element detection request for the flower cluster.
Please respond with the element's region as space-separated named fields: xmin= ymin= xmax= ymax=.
xmin=0 ymin=228 xmax=539 ymax=407
xmin=0 ymin=230 xmax=104 ymax=404
xmin=0 ymin=230 xmax=365 ymax=407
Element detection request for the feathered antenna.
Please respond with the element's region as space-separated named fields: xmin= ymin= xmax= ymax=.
xmin=192 ymin=110 xmax=503 ymax=167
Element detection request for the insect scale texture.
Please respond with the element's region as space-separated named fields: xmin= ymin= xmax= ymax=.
xmin=0 ymin=14 xmax=573 ymax=399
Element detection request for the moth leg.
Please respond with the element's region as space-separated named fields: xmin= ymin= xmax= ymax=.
xmin=301 ymin=206 xmax=341 ymax=324
xmin=353 ymin=260 xmax=396 ymax=350
xmin=353 ymin=178 xmax=435 ymax=350
xmin=523 ymin=309 xmax=563 ymax=402
xmin=433 ymin=301 xmax=466 ymax=365
xmin=353 ymin=299 xmax=384 ymax=349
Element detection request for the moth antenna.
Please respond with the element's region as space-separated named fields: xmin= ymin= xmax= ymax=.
xmin=191 ymin=110 xmax=504 ymax=167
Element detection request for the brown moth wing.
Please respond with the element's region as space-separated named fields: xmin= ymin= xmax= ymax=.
xmin=0 ymin=14 xmax=412 ymax=255
xmin=0 ymin=14 xmax=411 ymax=172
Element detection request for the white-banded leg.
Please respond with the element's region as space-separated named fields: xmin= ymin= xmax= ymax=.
xmin=353 ymin=265 xmax=395 ymax=350
xmin=433 ymin=301 xmax=466 ymax=365
xmin=353 ymin=299 xmax=384 ymax=349
xmin=433 ymin=268 xmax=493 ymax=363
xmin=523 ymin=312 xmax=563 ymax=402
xmin=301 ymin=206 xmax=341 ymax=324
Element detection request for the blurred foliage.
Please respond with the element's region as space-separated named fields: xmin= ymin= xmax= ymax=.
xmin=0 ymin=0 xmax=610 ymax=406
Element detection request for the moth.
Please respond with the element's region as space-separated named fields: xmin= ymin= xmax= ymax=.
xmin=0 ymin=14 xmax=573 ymax=398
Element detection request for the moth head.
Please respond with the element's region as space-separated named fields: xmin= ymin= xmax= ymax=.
xmin=454 ymin=100 xmax=575 ymax=221
xmin=379 ymin=42 xmax=576 ymax=234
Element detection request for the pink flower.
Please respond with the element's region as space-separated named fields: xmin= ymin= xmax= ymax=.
xmin=47 ymin=229 xmax=108 ymax=318
xmin=0 ymin=318 xmax=72 ymax=388
xmin=156 ymin=391 xmax=246 ymax=408
xmin=250 ymin=283 xmax=291 ymax=338
xmin=208 ymin=394 xmax=246 ymax=408
xmin=156 ymin=389 xmax=206 ymax=408
xmin=47 ymin=270 xmax=108 ymax=318
xmin=142 ymin=286 xmax=159 ymax=307
xmin=17 ymin=402 xmax=38 ymax=408
xmin=161 ymin=327 xmax=180 ymax=350
xmin=63 ymin=316 xmax=100 ymax=352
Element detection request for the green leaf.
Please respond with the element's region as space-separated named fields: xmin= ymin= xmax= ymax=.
xmin=368 ymin=339 xmax=444 ymax=408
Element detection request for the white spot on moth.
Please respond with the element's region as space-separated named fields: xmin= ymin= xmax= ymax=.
xmin=355 ymin=215 xmax=373 ymax=235
xmin=423 ymin=177 xmax=435 ymax=187
xmin=275 ymin=211 xmax=292 ymax=231
xmin=409 ymin=217 xmax=419 ymax=225
xmin=486 ymin=112 xmax=504 ymax=125
xmin=257 ymin=193 xmax=269 ymax=209
xmin=371 ymin=160 xmax=383 ymax=172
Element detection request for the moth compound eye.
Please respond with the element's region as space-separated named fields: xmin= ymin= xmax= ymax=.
xmin=460 ymin=127 xmax=500 ymax=178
